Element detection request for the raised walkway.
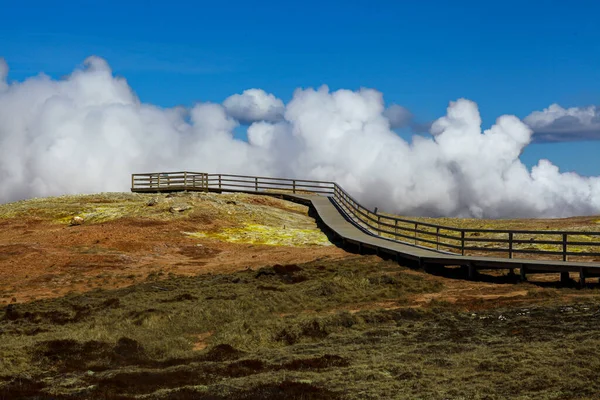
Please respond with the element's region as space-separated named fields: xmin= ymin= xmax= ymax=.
xmin=303 ymin=195 xmax=600 ymax=283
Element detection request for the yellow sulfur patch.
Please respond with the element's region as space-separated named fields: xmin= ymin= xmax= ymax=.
xmin=184 ymin=223 xmax=331 ymax=247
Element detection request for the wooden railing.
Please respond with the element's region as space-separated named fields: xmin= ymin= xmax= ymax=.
xmin=131 ymin=172 xmax=209 ymax=190
xmin=132 ymin=171 xmax=335 ymax=195
xmin=131 ymin=172 xmax=600 ymax=262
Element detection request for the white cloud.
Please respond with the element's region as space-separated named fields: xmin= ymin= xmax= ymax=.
xmin=1 ymin=57 xmax=600 ymax=218
xmin=223 ymin=88 xmax=285 ymax=124
xmin=524 ymin=103 xmax=600 ymax=142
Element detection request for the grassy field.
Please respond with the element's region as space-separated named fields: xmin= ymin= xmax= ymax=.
xmin=2 ymin=255 xmax=600 ymax=399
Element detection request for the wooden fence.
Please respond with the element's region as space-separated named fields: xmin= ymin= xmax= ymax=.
xmin=131 ymin=172 xmax=600 ymax=262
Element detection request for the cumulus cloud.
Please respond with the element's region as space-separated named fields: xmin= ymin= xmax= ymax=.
xmin=383 ymin=104 xmax=412 ymax=129
xmin=1 ymin=57 xmax=600 ymax=218
xmin=524 ymin=104 xmax=600 ymax=142
xmin=223 ymin=88 xmax=285 ymax=124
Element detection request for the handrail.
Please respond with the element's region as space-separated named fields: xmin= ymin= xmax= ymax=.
xmin=131 ymin=172 xmax=600 ymax=263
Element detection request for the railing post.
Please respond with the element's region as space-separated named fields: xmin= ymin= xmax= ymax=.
xmin=436 ymin=227 xmax=440 ymax=250
xmin=414 ymin=223 xmax=418 ymax=244
xmin=461 ymin=231 xmax=465 ymax=256
xmin=293 ymin=180 xmax=296 ymax=193
xmin=218 ymin=174 xmax=222 ymax=190
xmin=184 ymin=172 xmax=188 ymax=189
xmin=157 ymin=174 xmax=161 ymax=188
xmin=131 ymin=174 xmax=134 ymax=189
xmin=509 ymin=232 xmax=513 ymax=259
xmin=255 ymin=177 xmax=258 ymax=192
xmin=563 ymin=233 xmax=567 ymax=262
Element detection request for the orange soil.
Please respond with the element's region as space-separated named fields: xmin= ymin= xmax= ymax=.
xmin=0 ymin=216 xmax=349 ymax=304
xmin=1 ymin=212 xmax=594 ymax=309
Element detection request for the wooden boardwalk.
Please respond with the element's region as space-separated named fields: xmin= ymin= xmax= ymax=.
xmin=131 ymin=172 xmax=600 ymax=286
xmin=302 ymin=195 xmax=600 ymax=283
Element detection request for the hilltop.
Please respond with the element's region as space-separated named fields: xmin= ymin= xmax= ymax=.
xmin=0 ymin=191 xmax=348 ymax=304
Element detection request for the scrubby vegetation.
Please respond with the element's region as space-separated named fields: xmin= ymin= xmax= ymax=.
xmin=2 ymin=193 xmax=600 ymax=399
xmin=2 ymin=255 xmax=600 ymax=399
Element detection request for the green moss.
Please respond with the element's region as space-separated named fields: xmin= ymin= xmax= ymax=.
xmin=0 ymin=192 xmax=321 ymax=233
xmin=0 ymin=193 xmax=156 ymax=224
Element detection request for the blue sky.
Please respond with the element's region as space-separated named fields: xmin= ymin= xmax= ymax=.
xmin=1 ymin=0 xmax=599 ymax=175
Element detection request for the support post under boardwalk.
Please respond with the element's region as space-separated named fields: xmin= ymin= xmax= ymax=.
xmin=423 ymin=262 xmax=430 ymax=273
xmin=467 ymin=264 xmax=477 ymax=280
xmin=520 ymin=265 xmax=527 ymax=281
xmin=580 ymin=269 xmax=586 ymax=288
xmin=560 ymin=272 xmax=570 ymax=285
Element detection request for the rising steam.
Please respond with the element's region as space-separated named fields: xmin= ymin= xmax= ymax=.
xmin=0 ymin=56 xmax=599 ymax=218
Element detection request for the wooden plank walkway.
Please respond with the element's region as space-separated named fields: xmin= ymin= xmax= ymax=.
xmin=290 ymin=194 xmax=600 ymax=283
xmin=131 ymin=172 xmax=600 ymax=286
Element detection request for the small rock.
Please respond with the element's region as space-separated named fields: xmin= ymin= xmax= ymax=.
xmin=146 ymin=198 xmax=158 ymax=206
xmin=170 ymin=204 xmax=191 ymax=213
xmin=226 ymin=200 xmax=237 ymax=205
xmin=70 ymin=216 xmax=85 ymax=226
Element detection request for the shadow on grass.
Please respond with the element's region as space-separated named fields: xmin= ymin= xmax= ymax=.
xmin=424 ymin=264 xmax=600 ymax=289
